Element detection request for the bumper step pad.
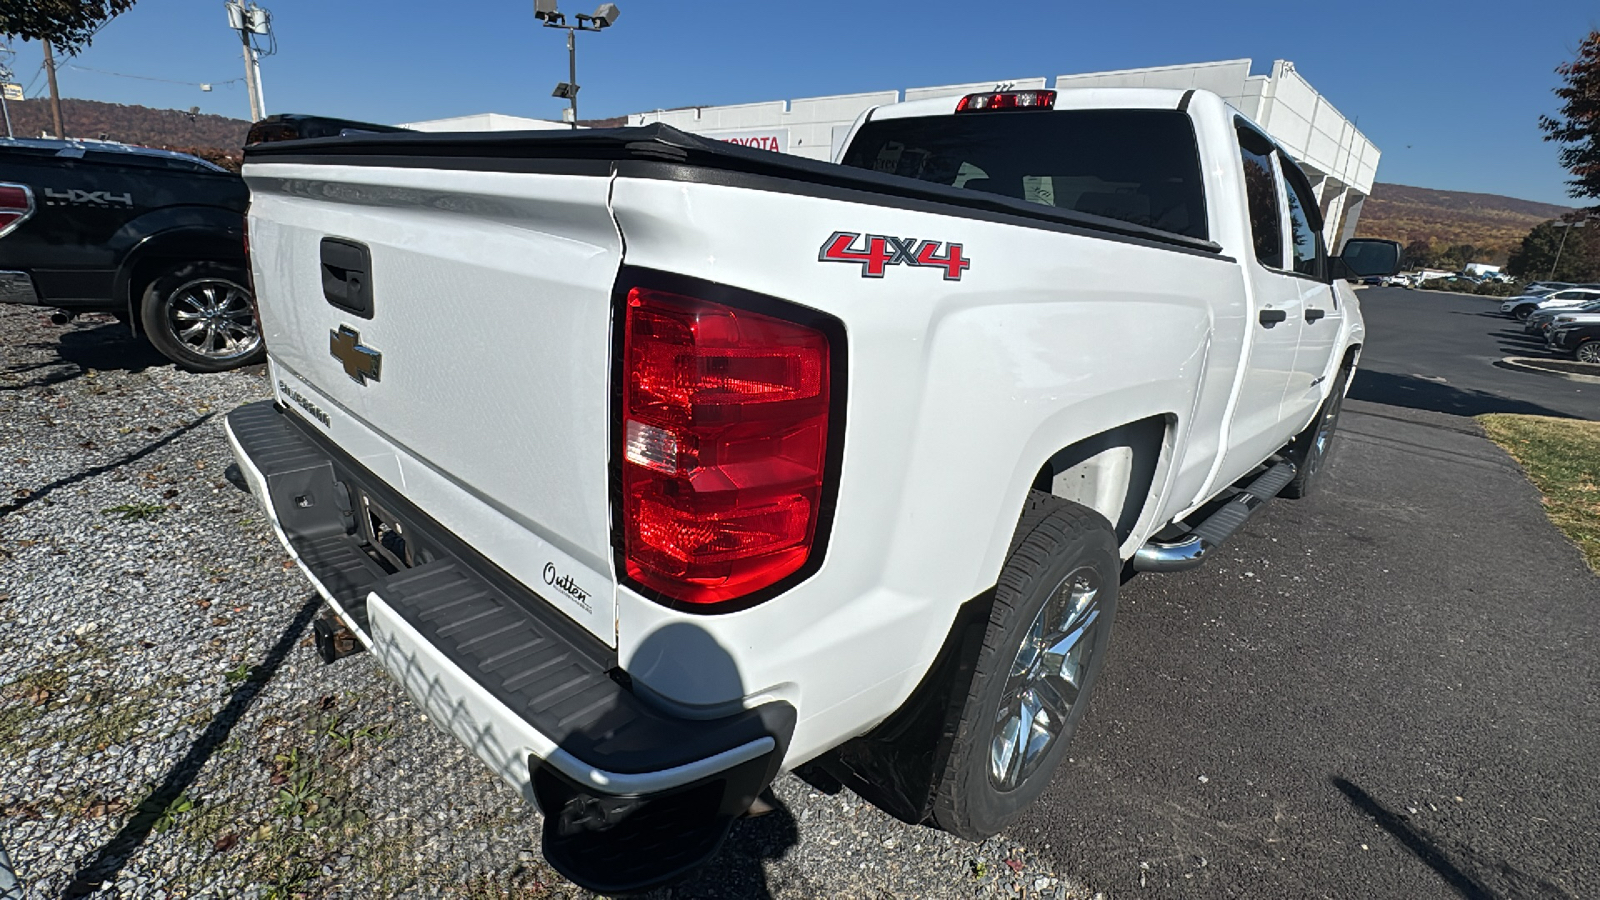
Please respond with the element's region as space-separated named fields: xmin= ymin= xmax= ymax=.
xmin=227 ymin=401 xmax=793 ymax=893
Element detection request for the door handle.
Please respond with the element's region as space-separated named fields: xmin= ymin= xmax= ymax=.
xmin=1305 ymin=307 xmax=1326 ymax=323
xmin=320 ymin=237 xmax=373 ymax=318
xmin=1258 ymin=308 xmax=1287 ymax=327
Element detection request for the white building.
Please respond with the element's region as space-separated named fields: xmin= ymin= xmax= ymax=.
xmin=628 ymin=59 xmax=1379 ymax=247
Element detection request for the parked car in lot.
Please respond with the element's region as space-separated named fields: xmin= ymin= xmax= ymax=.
xmin=225 ymin=88 xmax=1400 ymax=893
xmin=1502 ymin=287 xmax=1600 ymax=321
xmin=1525 ymin=300 xmax=1600 ymax=333
xmin=1549 ymin=320 xmax=1600 ymax=363
xmin=0 ymin=137 xmax=260 ymax=371
xmin=1523 ymin=281 xmax=1576 ymax=294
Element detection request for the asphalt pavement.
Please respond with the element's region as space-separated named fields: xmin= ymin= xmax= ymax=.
xmin=1349 ymin=287 xmax=1600 ymax=420
xmin=1009 ymin=289 xmax=1600 ymax=898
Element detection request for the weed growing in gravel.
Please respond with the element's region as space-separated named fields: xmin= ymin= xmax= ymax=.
xmin=0 ymin=643 xmax=116 ymax=755
xmin=101 ymin=502 xmax=168 ymax=521
xmin=148 ymin=791 xmax=196 ymax=833
xmin=41 ymin=673 xmax=188 ymax=759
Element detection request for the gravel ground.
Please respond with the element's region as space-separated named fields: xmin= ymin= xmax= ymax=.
xmin=0 ymin=307 xmax=1097 ymax=899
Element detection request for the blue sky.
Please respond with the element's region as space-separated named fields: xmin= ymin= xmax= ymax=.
xmin=3 ymin=0 xmax=1596 ymax=205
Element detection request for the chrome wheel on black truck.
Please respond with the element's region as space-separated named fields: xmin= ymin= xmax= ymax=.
xmin=931 ymin=491 xmax=1119 ymax=840
xmin=140 ymin=261 xmax=264 ymax=372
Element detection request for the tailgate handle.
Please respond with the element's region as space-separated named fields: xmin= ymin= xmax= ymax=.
xmin=321 ymin=237 xmax=373 ymax=318
xmin=1258 ymin=308 xmax=1287 ymax=327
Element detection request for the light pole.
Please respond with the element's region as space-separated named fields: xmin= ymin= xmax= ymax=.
xmin=1548 ymin=219 xmax=1587 ymax=281
xmin=533 ymin=1 xmax=620 ymax=129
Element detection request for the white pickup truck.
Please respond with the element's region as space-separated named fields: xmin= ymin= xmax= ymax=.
xmin=225 ymin=87 xmax=1399 ymax=892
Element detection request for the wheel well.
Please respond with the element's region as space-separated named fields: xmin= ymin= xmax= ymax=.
xmin=1029 ymin=416 xmax=1168 ymax=544
xmin=123 ymin=251 xmax=247 ymax=334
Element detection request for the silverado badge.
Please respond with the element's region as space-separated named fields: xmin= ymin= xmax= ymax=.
xmin=330 ymin=325 xmax=382 ymax=385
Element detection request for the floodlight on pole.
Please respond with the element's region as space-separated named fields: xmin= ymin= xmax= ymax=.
xmin=534 ymin=2 xmax=621 ymax=129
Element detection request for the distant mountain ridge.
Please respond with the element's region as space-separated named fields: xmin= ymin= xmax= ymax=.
xmin=1356 ymin=182 xmax=1574 ymax=260
xmin=3 ymin=97 xmax=249 ymax=156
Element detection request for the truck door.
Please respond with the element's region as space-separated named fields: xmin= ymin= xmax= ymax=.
xmin=1216 ymin=125 xmax=1304 ymax=487
xmin=1280 ymin=152 xmax=1341 ymax=427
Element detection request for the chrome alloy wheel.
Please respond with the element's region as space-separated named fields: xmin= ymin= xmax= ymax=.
xmin=1578 ymin=341 xmax=1600 ymax=364
xmin=165 ymin=277 xmax=260 ymax=361
xmin=989 ymin=565 xmax=1104 ymax=790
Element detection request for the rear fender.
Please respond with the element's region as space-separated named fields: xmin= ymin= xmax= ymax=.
xmin=113 ymin=208 xmax=246 ymax=328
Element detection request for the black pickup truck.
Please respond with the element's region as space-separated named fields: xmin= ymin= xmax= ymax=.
xmin=0 ymin=137 xmax=261 ymax=371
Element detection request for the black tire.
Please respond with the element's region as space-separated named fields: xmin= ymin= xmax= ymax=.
xmin=1577 ymin=339 xmax=1600 ymax=365
xmin=139 ymin=261 xmax=264 ymax=372
xmin=1281 ymin=365 xmax=1350 ymax=500
xmin=930 ymin=491 xmax=1119 ymax=841
xmin=1514 ymin=305 xmax=1534 ymax=321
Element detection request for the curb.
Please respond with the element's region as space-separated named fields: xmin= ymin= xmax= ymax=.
xmin=1495 ymin=357 xmax=1600 ymax=385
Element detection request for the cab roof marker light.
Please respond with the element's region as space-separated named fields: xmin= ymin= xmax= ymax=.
xmin=955 ymin=90 xmax=1057 ymax=113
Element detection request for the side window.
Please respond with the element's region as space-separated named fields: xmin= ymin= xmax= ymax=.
xmin=1237 ymin=128 xmax=1283 ymax=269
xmin=1279 ymin=152 xmax=1325 ymax=279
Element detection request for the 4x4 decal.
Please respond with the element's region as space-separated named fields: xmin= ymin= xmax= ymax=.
xmin=42 ymin=188 xmax=133 ymax=208
xmin=819 ymin=231 xmax=971 ymax=281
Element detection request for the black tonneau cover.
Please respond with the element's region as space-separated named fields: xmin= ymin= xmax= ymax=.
xmin=244 ymin=123 xmax=1226 ymax=256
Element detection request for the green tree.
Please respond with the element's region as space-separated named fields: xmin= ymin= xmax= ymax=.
xmin=1540 ymin=31 xmax=1600 ymax=205
xmin=1506 ymin=220 xmax=1600 ymax=281
xmin=0 ymin=0 xmax=137 ymax=54
xmin=1401 ymin=240 xmax=1435 ymax=270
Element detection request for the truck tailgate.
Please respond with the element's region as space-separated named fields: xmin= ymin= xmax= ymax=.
xmin=243 ymin=163 xmax=622 ymax=644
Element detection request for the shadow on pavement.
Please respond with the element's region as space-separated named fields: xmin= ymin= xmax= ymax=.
xmin=1 ymin=320 xmax=166 ymax=392
xmin=1349 ymin=369 xmax=1577 ymax=419
xmin=659 ymin=798 xmax=800 ymax=899
xmin=63 ymin=594 xmax=323 ymax=897
xmin=0 ymin=414 xmax=214 ymax=520
xmin=1330 ymin=777 xmax=1575 ymax=900
xmin=55 ymin=320 xmax=168 ymax=373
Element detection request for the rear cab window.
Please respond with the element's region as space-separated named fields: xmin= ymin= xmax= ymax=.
xmin=1236 ymin=126 xmax=1284 ymax=269
xmin=839 ymin=108 xmax=1209 ymax=240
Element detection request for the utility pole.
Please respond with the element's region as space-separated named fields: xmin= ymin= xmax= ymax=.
xmin=0 ymin=44 xmax=16 ymax=139
xmin=225 ymin=1 xmax=271 ymax=121
xmin=42 ymin=41 xmax=64 ymax=138
xmin=533 ymin=2 xmax=620 ymax=129
xmin=1548 ymin=220 xmax=1586 ymax=281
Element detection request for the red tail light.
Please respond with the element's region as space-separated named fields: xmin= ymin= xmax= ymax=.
xmin=0 ymin=183 xmax=35 ymax=239
xmin=620 ymin=281 xmax=837 ymax=606
xmin=955 ymin=90 xmax=1056 ymax=113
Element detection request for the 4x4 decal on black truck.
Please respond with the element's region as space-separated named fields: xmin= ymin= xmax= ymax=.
xmin=819 ymin=230 xmax=971 ymax=280
xmin=42 ymin=187 xmax=133 ymax=207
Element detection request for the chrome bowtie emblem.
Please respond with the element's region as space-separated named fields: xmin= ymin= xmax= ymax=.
xmin=330 ymin=325 xmax=382 ymax=386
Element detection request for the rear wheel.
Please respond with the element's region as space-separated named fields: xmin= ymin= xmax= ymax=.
xmin=1577 ymin=340 xmax=1600 ymax=364
xmin=139 ymin=261 xmax=263 ymax=372
xmin=930 ymin=492 xmax=1119 ymax=840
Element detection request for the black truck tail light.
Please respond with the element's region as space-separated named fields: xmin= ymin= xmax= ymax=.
xmin=955 ymin=90 xmax=1057 ymax=112
xmin=0 ymin=183 xmax=35 ymax=239
xmin=618 ymin=278 xmax=841 ymax=608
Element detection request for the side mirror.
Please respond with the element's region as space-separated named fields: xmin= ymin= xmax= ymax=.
xmin=1335 ymin=238 xmax=1402 ymax=280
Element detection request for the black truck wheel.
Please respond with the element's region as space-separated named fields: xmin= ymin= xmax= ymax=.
xmin=930 ymin=491 xmax=1119 ymax=841
xmin=1282 ymin=365 xmax=1350 ymax=500
xmin=140 ymin=262 xmax=264 ymax=372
